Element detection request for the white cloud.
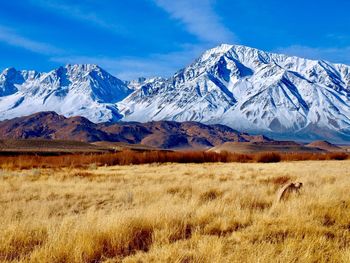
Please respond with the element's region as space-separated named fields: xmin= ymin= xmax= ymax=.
xmin=153 ymin=0 xmax=236 ymax=44
xmin=0 ymin=23 xmax=209 ymax=79
xmin=0 ymin=25 xmax=63 ymax=55
xmin=1 ymin=0 xmax=237 ymax=79
xmin=275 ymin=45 xmax=350 ymax=65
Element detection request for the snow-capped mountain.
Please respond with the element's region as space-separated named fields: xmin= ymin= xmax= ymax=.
xmin=118 ymin=44 xmax=350 ymax=142
xmin=1 ymin=44 xmax=350 ymax=142
xmin=0 ymin=64 xmax=132 ymax=123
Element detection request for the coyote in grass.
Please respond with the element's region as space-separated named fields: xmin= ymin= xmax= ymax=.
xmin=277 ymin=182 xmax=303 ymax=202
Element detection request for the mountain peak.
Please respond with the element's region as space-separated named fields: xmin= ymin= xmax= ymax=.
xmin=1 ymin=67 xmax=18 ymax=76
xmin=202 ymin=44 xmax=267 ymax=58
xmin=64 ymin=64 xmax=103 ymax=73
xmin=200 ymin=44 xmax=234 ymax=61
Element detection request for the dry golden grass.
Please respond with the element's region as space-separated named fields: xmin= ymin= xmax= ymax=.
xmin=1 ymin=160 xmax=350 ymax=262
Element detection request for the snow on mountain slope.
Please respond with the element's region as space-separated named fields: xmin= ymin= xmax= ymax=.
xmin=1 ymin=45 xmax=350 ymax=142
xmin=0 ymin=64 xmax=132 ymax=123
xmin=126 ymin=77 xmax=166 ymax=91
xmin=118 ymin=44 xmax=350 ymax=142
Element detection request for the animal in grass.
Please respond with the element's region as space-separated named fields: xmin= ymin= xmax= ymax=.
xmin=276 ymin=182 xmax=303 ymax=202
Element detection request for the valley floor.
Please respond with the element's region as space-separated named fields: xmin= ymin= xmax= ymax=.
xmin=1 ymin=161 xmax=350 ymax=262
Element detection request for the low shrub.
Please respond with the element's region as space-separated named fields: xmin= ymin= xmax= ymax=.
xmin=255 ymin=152 xmax=282 ymax=163
xmin=327 ymin=152 xmax=348 ymax=160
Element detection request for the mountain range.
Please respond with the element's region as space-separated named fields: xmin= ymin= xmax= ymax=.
xmin=1 ymin=44 xmax=350 ymax=143
xmin=0 ymin=111 xmax=271 ymax=149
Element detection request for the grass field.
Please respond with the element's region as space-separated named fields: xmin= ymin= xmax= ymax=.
xmin=1 ymin=160 xmax=350 ymax=262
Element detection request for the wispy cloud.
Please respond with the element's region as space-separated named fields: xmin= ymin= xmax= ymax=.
xmin=153 ymin=0 xmax=236 ymax=44
xmin=275 ymin=45 xmax=350 ymax=65
xmin=0 ymin=22 xmax=206 ymax=79
xmin=51 ymin=44 xmax=206 ymax=80
xmin=30 ymin=0 xmax=127 ymax=35
xmin=0 ymin=25 xmax=63 ymax=55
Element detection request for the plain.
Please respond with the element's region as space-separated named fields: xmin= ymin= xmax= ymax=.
xmin=1 ymin=160 xmax=350 ymax=262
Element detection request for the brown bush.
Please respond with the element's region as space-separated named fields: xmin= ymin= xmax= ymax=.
xmin=326 ymin=152 xmax=348 ymax=160
xmin=255 ymin=152 xmax=282 ymax=163
xmin=281 ymin=152 xmax=349 ymax=162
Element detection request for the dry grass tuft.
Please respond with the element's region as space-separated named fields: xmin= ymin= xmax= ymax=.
xmin=27 ymin=217 xmax=154 ymax=262
xmin=0 ymin=225 xmax=47 ymax=261
xmin=73 ymin=172 xmax=95 ymax=178
xmin=199 ymin=189 xmax=223 ymax=203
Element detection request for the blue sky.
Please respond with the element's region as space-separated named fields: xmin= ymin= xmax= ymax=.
xmin=0 ymin=0 xmax=349 ymax=80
